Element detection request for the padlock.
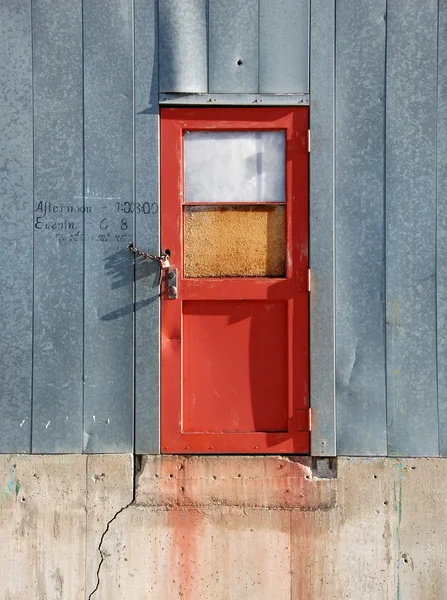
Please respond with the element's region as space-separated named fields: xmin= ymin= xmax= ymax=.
xmin=160 ymin=256 xmax=170 ymax=269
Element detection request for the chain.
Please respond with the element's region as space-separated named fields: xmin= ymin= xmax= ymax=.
xmin=128 ymin=243 xmax=170 ymax=267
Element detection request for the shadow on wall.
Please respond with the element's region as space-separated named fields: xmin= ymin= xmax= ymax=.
xmin=100 ymin=250 xmax=159 ymax=321
xmin=99 ymin=0 xmax=160 ymax=322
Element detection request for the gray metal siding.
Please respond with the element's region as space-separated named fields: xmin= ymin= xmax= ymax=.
xmin=0 ymin=0 xmax=33 ymax=452
xmin=329 ymin=0 xmax=445 ymax=456
xmin=259 ymin=0 xmax=309 ymax=93
xmin=134 ymin=0 xmax=161 ymax=454
xmin=2 ymin=0 xmax=447 ymax=457
xmin=31 ymin=0 xmax=84 ymax=452
xmin=159 ymin=0 xmax=208 ymax=93
xmin=438 ymin=0 xmax=447 ymax=456
xmin=158 ymin=0 xmax=309 ymax=96
xmin=335 ymin=0 xmax=387 ymax=456
xmin=385 ymin=0 xmax=439 ymax=456
xmin=83 ymin=0 xmax=134 ymax=453
xmin=309 ymin=0 xmax=336 ymax=456
xmin=208 ymin=0 xmax=258 ymax=94
xmin=0 ymin=0 xmax=158 ymax=454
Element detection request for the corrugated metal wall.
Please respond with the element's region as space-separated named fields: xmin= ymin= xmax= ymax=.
xmin=333 ymin=0 xmax=446 ymax=456
xmin=0 ymin=0 xmax=160 ymax=453
xmin=1 ymin=0 xmax=446 ymax=456
xmin=158 ymin=0 xmax=309 ymax=99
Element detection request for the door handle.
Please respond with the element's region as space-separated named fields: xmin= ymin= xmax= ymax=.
xmin=167 ymin=267 xmax=178 ymax=299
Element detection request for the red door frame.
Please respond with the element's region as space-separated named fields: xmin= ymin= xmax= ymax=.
xmin=160 ymin=107 xmax=309 ymax=454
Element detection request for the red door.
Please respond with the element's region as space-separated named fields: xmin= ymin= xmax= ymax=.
xmin=161 ymin=107 xmax=309 ymax=454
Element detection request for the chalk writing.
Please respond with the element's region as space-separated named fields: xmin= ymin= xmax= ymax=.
xmin=116 ymin=201 xmax=158 ymax=215
xmin=33 ymin=198 xmax=152 ymax=243
xmin=34 ymin=201 xmax=92 ymax=232
xmin=35 ymin=218 xmax=80 ymax=231
xmin=35 ymin=201 xmax=92 ymax=217
xmin=54 ymin=231 xmax=132 ymax=243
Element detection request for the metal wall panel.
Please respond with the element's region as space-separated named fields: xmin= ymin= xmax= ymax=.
xmin=335 ymin=0 xmax=387 ymax=456
xmin=83 ymin=0 xmax=134 ymax=452
xmin=31 ymin=0 xmax=84 ymax=452
xmin=0 ymin=0 xmax=33 ymax=452
xmin=437 ymin=1 xmax=447 ymax=455
xmin=159 ymin=0 xmax=208 ymax=93
xmin=208 ymin=0 xmax=258 ymax=94
xmin=386 ymin=0 xmax=439 ymax=456
xmin=134 ymin=0 xmax=161 ymax=454
xmin=259 ymin=0 xmax=309 ymax=93
xmin=309 ymin=0 xmax=335 ymax=456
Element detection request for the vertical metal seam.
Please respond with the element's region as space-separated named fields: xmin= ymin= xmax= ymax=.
xmin=436 ymin=0 xmax=440 ymax=455
xmin=332 ymin=0 xmax=337 ymax=454
xmin=132 ymin=0 xmax=137 ymax=453
xmin=155 ymin=0 xmax=161 ymax=452
xmin=30 ymin=0 xmax=36 ymax=453
xmin=384 ymin=0 xmax=389 ymax=456
xmin=156 ymin=0 xmax=161 ymax=452
xmin=208 ymin=0 xmax=211 ymax=91
xmin=156 ymin=0 xmax=160 ymax=117
xmin=157 ymin=0 xmax=160 ymax=102
xmin=257 ymin=0 xmax=260 ymax=93
xmin=307 ymin=0 xmax=310 ymax=92
xmin=81 ymin=0 xmax=86 ymax=452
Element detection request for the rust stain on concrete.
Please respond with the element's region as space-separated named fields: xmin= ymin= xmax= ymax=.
xmin=136 ymin=456 xmax=336 ymax=511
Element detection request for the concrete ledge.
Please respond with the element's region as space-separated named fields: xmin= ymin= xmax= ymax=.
xmin=135 ymin=455 xmax=337 ymax=510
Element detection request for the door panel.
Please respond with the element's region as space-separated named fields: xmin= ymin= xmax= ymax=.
xmin=182 ymin=300 xmax=288 ymax=433
xmin=161 ymin=107 xmax=309 ymax=454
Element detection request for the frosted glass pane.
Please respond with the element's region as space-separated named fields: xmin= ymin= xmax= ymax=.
xmin=184 ymin=131 xmax=285 ymax=202
xmin=184 ymin=205 xmax=285 ymax=277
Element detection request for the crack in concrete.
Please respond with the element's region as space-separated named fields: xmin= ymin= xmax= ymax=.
xmin=87 ymin=498 xmax=134 ymax=600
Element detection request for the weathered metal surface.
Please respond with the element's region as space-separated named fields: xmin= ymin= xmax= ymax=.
xmin=259 ymin=0 xmax=309 ymax=93
xmin=31 ymin=0 xmax=84 ymax=452
xmin=438 ymin=2 xmax=447 ymax=456
xmin=159 ymin=0 xmax=208 ymax=93
xmin=159 ymin=93 xmax=309 ymax=105
xmin=83 ymin=0 xmax=134 ymax=452
xmin=309 ymin=0 xmax=336 ymax=457
xmin=208 ymin=0 xmax=258 ymax=93
xmin=134 ymin=0 xmax=160 ymax=454
xmin=3 ymin=0 xmax=447 ymax=458
xmin=335 ymin=0 xmax=387 ymax=456
xmin=0 ymin=0 xmax=33 ymax=452
xmin=386 ymin=0 xmax=438 ymax=456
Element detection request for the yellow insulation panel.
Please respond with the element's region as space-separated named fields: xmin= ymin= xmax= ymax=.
xmin=184 ymin=206 xmax=285 ymax=277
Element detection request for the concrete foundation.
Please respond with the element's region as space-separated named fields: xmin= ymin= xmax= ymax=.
xmin=0 ymin=454 xmax=446 ymax=599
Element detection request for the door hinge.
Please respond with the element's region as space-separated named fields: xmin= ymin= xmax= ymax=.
xmin=297 ymin=408 xmax=312 ymax=432
xmin=308 ymin=129 xmax=311 ymax=153
xmin=296 ymin=269 xmax=311 ymax=292
xmin=307 ymin=268 xmax=311 ymax=292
